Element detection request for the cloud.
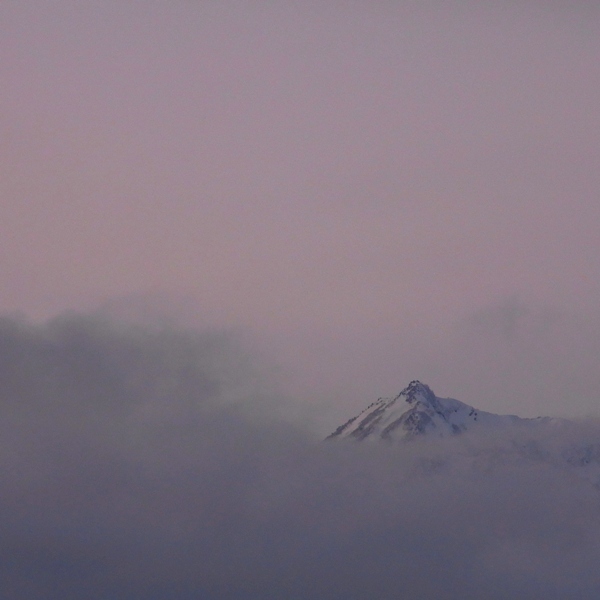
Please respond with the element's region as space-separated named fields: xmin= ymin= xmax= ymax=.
xmin=1 ymin=312 xmax=600 ymax=599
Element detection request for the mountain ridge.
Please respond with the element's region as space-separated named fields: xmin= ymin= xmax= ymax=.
xmin=328 ymin=380 xmax=552 ymax=442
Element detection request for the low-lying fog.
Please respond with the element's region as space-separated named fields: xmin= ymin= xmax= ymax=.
xmin=2 ymin=313 xmax=599 ymax=599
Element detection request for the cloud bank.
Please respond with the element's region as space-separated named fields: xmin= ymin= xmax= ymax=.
xmin=1 ymin=313 xmax=600 ymax=599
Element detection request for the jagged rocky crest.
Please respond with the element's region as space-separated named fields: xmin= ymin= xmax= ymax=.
xmin=328 ymin=380 xmax=548 ymax=441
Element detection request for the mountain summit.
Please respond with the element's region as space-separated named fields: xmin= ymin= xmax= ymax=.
xmin=328 ymin=380 xmax=548 ymax=442
xmin=327 ymin=381 xmax=600 ymax=488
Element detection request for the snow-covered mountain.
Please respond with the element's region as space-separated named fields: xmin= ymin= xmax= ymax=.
xmin=328 ymin=380 xmax=600 ymax=487
xmin=328 ymin=380 xmax=551 ymax=441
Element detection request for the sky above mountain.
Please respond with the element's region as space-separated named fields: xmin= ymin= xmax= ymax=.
xmin=2 ymin=1 xmax=600 ymax=424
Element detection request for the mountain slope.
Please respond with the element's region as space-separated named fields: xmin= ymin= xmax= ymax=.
xmin=328 ymin=380 xmax=600 ymax=488
xmin=328 ymin=380 xmax=550 ymax=442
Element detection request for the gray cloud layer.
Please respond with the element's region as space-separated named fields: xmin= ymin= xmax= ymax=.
xmin=1 ymin=313 xmax=600 ymax=599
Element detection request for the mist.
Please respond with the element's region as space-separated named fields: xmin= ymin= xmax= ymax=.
xmin=1 ymin=313 xmax=600 ymax=599
xmin=3 ymin=1 xmax=600 ymax=595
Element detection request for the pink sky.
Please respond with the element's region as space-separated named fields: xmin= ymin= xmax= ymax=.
xmin=2 ymin=2 xmax=600 ymax=427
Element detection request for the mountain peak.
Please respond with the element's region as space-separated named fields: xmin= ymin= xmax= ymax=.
xmin=399 ymin=380 xmax=436 ymax=406
xmin=328 ymin=381 xmax=531 ymax=442
xmin=328 ymin=382 xmax=600 ymax=489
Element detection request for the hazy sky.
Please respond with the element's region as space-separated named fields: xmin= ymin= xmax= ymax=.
xmin=2 ymin=2 xmax=600 ymax=425
xmin=3 ymin=5 xmax=600 ymax=595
